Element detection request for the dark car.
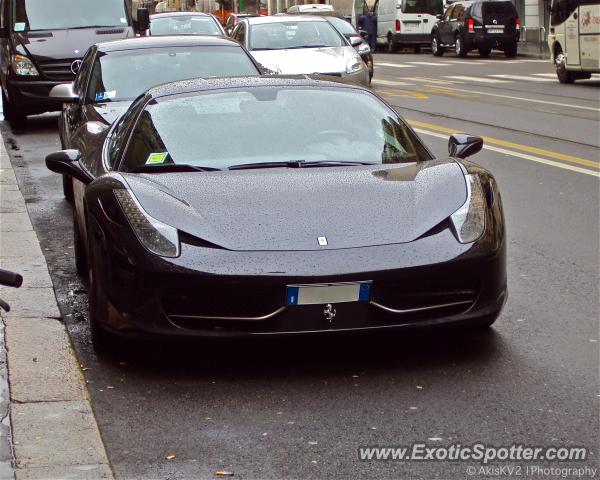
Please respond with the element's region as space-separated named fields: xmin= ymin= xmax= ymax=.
xmin=45 ymin=76 xmax=507 ymax=353
xmin=224 ymin=13 xmax=260 ymax=36
xmin=51 ymin=35 xmax=262 ymax=202
xmin=0 ymin=0 xmax=149 ymax=128
xmin=323 ymin=16 xmax=373 ymax=82
xmin=431 ymin=0 xmax=520 ymax=57
xmin=149 ymin=12 xmax=225 ymax=36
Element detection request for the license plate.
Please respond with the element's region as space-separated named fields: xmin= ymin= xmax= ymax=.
xmin=286 ymin=282 xmax=372 ymax=306
xmin=487 ymin=27 xmax=504 ymax=33
xmin=403 ymin=22 xmax=420 ymax=31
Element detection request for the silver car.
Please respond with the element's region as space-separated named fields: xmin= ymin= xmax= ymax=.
xmin=230 ymin=16 xmax=369 ymax=86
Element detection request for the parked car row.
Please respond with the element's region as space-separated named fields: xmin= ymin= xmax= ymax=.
xmin=0 ymin=3 xmax=507 ymax=353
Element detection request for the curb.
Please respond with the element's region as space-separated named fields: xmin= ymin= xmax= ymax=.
xmin=0 ymin=135 xmax=114 ymax=479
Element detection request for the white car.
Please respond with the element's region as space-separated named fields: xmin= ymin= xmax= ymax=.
xmin=230 ymin=16 xmax=369 ymax=86
xmin=287 ymin=4 xmax=335 ymax=13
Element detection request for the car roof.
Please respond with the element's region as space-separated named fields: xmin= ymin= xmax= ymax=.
xmin=97 ymin=35 xmax=237 ymax=53
xmin=150 ymin=12 xmax=213 ymax=19
xmin=146 ymin=75 xmax=364 ymax=100
xmin=245 ymin=15 xmax=329 ymax=24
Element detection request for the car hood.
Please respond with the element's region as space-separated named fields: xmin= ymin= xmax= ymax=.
xmin=123 ymin=160 xmax=467 ymax=252
xmin=251 ymin=46 xmax=357 ymax=75
xmin=16 ymin=28 xmax=131 ymax=61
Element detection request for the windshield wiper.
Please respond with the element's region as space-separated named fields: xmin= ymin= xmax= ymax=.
xmin=129 ymin=164 xmax=221 ymax=174
xmin=228 ymin=160 xmax=376 ymax=171
xmin=68 ymin=25 xmax=123 ymax=30
xmin=286 ymin=44 xmax=329 ymax=49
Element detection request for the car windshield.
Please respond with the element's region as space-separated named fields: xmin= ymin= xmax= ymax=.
xmin=327 ymin=16 xmax=358 ymax=35
xmin=150 ymin=15 xmax=222 ymax=36
xmin=87 ymin=46 xmax=259 ymax=103
xmin=13 ymin=0 xmax=128 ymax=31
xmin=119 ymin=87 xmax=432 ymax=172
xmin=250 ymin=21 xmax=344 ymax=50
xmin=402 ymin=0 xmax=444 ymax=15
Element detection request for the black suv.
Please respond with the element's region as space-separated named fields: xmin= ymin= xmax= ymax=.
xmin=431 ymin=0 xmax=520 ymax=57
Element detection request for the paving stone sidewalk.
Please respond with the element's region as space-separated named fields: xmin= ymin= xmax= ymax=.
xmin=0 ymin=135 xmax=113 ymax=480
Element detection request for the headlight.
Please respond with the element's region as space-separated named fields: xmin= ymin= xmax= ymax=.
xmin=450 ymin=174 xmax=486 ymax=243
xmin=11 ymin=54 xmax=39 ymax=76
xmin=358 ymin=42 xmax=371 ymax=54
xmin=114 ymin=189 xmax=180 ymax=258
xmin=345 ymin=57 xmax=362 ymax=74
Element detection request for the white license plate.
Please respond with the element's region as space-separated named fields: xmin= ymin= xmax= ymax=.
xmin=487 ymin=27 xmax=504 ymax=33
xmin=403 ymin=22 xmax=420 ymax=31
xmin=286 ymin=282 xmax=372 ymax=306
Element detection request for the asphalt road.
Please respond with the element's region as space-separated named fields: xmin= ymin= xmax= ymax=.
xmin=2 ymin=51 xmax=599 ymax=479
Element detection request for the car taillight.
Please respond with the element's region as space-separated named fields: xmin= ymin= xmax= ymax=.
xmin=396 ymin=19 xmax=401 ymax=32
xmin=515 ymin=17 xmax=520 ymax=29
xmin=467 ymin=18 xmax=474 ymax=33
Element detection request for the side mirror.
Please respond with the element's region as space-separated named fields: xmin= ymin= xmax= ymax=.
xmin=349 ymin=36 xmax=363 ymax=47
xmin=358 ymin=29 xmax=368 ymax=38
xmin=49 ymin=83 xmax=79 ymax=103
xmin=448 ymin=134 xmax=483 ymax=159
xmin=137 ymin=7 xmax=150 ymax=34
xmin=45 ymin=150 xmax=93 ymax=185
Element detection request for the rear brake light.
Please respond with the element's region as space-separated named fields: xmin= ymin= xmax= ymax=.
xmin=396 ymin=19 xmax=401 ymax=32
xmin=467 ymin=18 xmax=474 ymax=33
xmin=515 ymin=17 xmax=520 ymax=29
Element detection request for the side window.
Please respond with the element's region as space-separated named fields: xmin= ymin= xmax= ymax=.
xmin=551 ymin=0 xmax=578 ymax=25
xmin=225 ymin=15 xmax=233 ymax=28
xmin=444 ymin=5 xmax=454 ymax=20
xmin=106 ymin=96 xmax=146 ymax=169
xmin=471 ymin=3 xmax=482 ymax=21
xmin=450 ymin=4 xmax=462 ymax=20
xmin=233 ymin=23 xmax=245 ymax=42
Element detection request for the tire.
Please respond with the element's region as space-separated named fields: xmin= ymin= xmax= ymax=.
xmin=478 ymin=46 xmax=491 ymax=57
xmin=455 ymin=34 xmax=468 ymax=57
xmin=87 ymin=235 xmax=118 ymax=355
xmin=62 ymin=174 xmax=74 ymax=202
xmin=431 ymin=34 xmax=444 ymax=56
xmin=555 ymin=51 xmax=575 ymax=84
xmin=73 ymin=208 xmax=88 ymax=276
xmin=504 ymin=41 xmax=518 ymax=58
xmin=2 ymin=88 xmax=27 ymax=129
xmin=387 ymin=34 xmax=398 ymax=53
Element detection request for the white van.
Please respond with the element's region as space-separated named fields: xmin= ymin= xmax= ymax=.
xmin=547 ymin=0 xmax=600 ymax=83
xmin=374 ymin=0 xmax=444 ymax=51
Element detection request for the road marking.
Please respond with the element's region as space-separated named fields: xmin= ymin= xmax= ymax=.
xmin=445 ymin=75 xmax=512 ymax=83
xmin=489 ymin=74 xmax=555 ymax=82
xmin=409 ymin=119 xmax=600 ymax=169
xmin=441 ymin=60 xmax=488 ymax=65
xmin=380 ymin=89 xmax=429 ymax=99
xmin=371 ymin=78 xmax=415 ymax=87
xmin=413 ymin=128 xmax=599 ymax=177
xmin=407 ymin=61 xmax=453 ymax=66
xmin=375 ymin=62 xmax=415 ymax=68
xmin=414 ymin=84 xmax=600 ymax=112
xmin=410 ymin=77 xmax=462 ymax=84
xmin=533 ymin=73 xmax=558 ymax=77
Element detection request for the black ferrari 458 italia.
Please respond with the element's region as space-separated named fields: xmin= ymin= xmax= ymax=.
xmin=46 ymin=76 xmax=507 ymax=352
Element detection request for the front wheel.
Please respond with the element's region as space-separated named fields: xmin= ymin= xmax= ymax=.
xmin=2 ymin=88 xmax=27 ymax=129
xmin=455 ymin=34 xmax=468 ymax=57
xmin=432 ymin=34 xmax=444 ymax=56
xmin=555 ymin=51 xmax=575 ymax=83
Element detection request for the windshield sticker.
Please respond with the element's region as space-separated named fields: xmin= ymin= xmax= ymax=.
xmin=14 ymin=22 xmax=26 ymax=32
xmin=95 ymin=91 xmax=116 ymax=102
xmin=146 ymin=152 xmax=169 ymax=165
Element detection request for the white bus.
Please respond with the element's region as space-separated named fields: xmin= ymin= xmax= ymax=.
xmin=547 ymin=0 xmax=600 ymax=83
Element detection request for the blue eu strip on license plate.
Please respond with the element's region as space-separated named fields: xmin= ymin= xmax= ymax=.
xmin=285 ymin=281 xmax=372 ymax=306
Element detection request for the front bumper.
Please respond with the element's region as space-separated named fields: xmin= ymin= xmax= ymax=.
xmin=5 ymin=79 xmax=65 ymax=115
xmin=91 ymin=221 xmax=507 ymax=339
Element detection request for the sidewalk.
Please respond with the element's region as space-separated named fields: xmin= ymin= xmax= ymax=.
xmin=0 ymin=133 xmax=113 ymax=479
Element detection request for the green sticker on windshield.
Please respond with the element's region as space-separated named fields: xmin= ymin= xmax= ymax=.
xmin=146 ymin=152 xmax=168 ymax=165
